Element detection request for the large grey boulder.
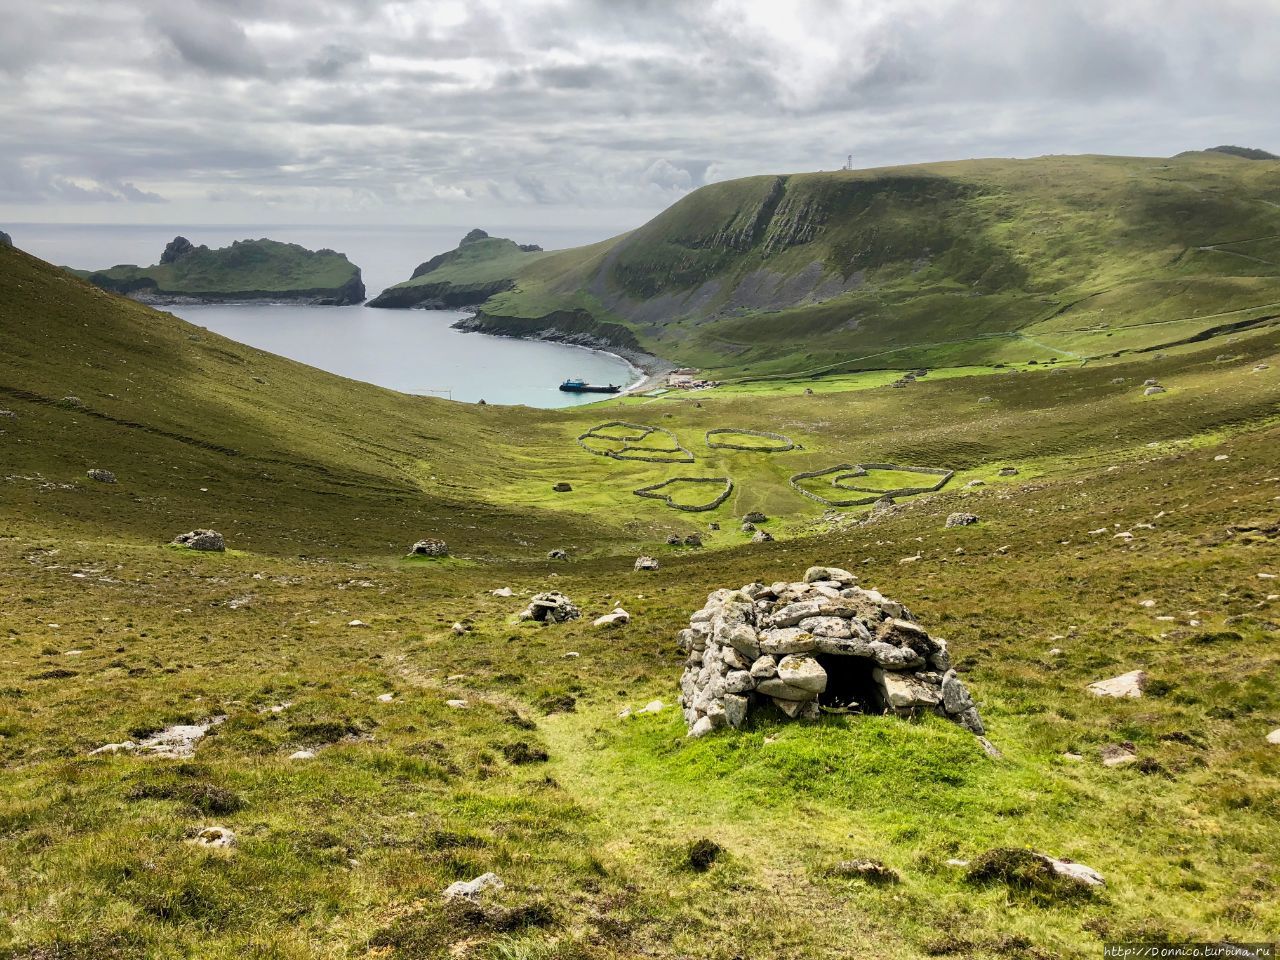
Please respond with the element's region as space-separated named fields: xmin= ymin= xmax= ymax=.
xmin=408 ymin=538 xmax=448 ymax=557
xmin=87 ymin=468 xmax=116 ymax=483
xmin=1087 ymin=670 xmax=1146 ymax=698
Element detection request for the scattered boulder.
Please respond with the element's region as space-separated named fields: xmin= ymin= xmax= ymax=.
xmin=443 ymin=872 xmax=504 ymax=902
xmin=997 ymin=467 xmax=1019 ymax=477
xmin=828 ymin=859 xmax=899 ymax=884
xmin=1087 ymin=670 xmax=1146 ymax=699
xmin=634 ymin=555 xmax=660 ymax=572
xmin=172 ymin=529 xmax=225 ymax=552
xmin=964 ymin=479 xmax=985 ymax=488
xmin=491 ymin=587 xmax=514 ymax=597
xmin=348 ymin=619 xmax=368 ymax=628
xmin=593 ymin=609 xmax=630 ymax=628
xmin=189 ymin=826 xmax=237 ymax=849
xmin=666 ymin=534 xmax=683 ymax=546
xmin=1267 ymin=729 xmax=1280 ymax=745
xmin=547 ymin=549 xmax=568 ymax=561
xmin=684 ymin=534 xmax=703 ymax=548
xmin=519 ymin=591 xmax=580 ymax=623
xmin=966 ymin=848 xmax=1104 ymax=898
xmin=751 ymin=530 xmax=775 ymax=543
xmin=1144 ymin=385 xmax=1166 ymax=396
xmin=978 ymin=396 xmax=993 ymax=403
xmin=408 ymin=538 xmax=448 ymax=557
xmin=452 ymin=622 xmax=467 ymax=636
xmin=741 ymin=521 xmax=756 ymax=533
xmin=803 ymin=566 xmax=856 ymax=585
xmin=1143 ymin=378 xmax=1159 ymax=386
xmin=288 ymin=749 xmax=315 ymax=760
xmin=1101 ymin=743 xmax=1138 ymax=767
xmin=445 ymin=699 xmax=468 ymax=709
xmin=945 ymin=512 xmax=979 ymax=528
xmin=86 ymin=468 xmax=116 ymax=483
xmin=743 ymin=512 xmax=767 ymax=524
xmin=677 ymin=566 xmax=984 ymax=737
xmin=62 ymin=396 xmax=84 ymax=408
xmin=552 ymin=482 xmax=572 ymax=492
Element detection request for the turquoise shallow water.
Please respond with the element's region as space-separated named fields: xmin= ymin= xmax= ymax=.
xmin=13 ymin=222 xmax=640 ymax=408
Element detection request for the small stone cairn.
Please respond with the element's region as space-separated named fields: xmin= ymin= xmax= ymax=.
xmin=519 ymin=591 xmax=580 ymax=623
xmin=408 ymin=538 xmax=448 ymax=557
xmin=677 ymin=565 xmax=984 ymax=738
xmin=172 ymin=529 xmax=225 ymax=552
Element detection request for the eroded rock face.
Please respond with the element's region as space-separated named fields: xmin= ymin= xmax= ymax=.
xmin=678 ymin=567 xmax=984 ymax=737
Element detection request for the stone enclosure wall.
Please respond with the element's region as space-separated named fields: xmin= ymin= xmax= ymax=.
xmin=634 ymin=477 xmax=734 ymax=512
xmin=705 ymin=428 xmax=797 ymax=452
xmin=789 ymin=463 xmax=953 ymax=507
xmin=677 ymin=566 xmax=984 ymax=738
xmin=577 ymin=421 xmax=694 ymax=464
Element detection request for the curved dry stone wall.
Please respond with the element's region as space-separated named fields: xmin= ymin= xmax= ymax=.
xmin=678 ymin=566 xmax=987 ymax=743
xmin=705 ymin=428 xmax=797 ymax=452
xmin=790 ymin=463 xmax=953 ymax=507
xmin=577 ymin=421 xmax=695 ymax=464
xmin=634 ymin=477 xmax=734 ymax=512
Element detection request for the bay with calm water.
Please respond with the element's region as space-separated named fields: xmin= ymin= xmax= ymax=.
xmin=10 ymin=222 xmax=640 ymax=408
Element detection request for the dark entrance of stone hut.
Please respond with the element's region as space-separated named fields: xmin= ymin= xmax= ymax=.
xmin=815 ymin=654 xmax=883 ymax=713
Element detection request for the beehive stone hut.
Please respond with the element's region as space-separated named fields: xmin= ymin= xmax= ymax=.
xmin=677 ymin=565 xmax=984 ymax=738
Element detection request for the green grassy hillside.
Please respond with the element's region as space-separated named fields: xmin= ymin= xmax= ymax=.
xmin=2 ymin=240 xmax=1280 ymax=957
xmin=375 ymin=152 xmax=1280 ymax=377
xmin=68 ymin=237 xmax=365 ymax=305
xmin=367 ymin=229 xmax=551 ymax=308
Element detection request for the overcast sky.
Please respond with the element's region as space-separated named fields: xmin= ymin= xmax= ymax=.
xmin=2 ymin=0 xmax=1278 ymax=230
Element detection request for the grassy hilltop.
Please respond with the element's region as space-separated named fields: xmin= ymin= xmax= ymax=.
xmin=2 ymin=188 xmax=1280 ymax=958
xmin=374 ymin=151 xmax=1280 ymax=377
xmin=68 ymin=236 xmax=366 ymax=306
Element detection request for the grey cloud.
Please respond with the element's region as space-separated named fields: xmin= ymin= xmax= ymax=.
xmin=149 ymin=1 xmax=267 ymax=76
xmin=0 ymin=0 xmax=1277 ymax=223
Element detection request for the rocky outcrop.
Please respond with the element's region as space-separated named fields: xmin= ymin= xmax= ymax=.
xmin=0 ymin=230 xmax=11 ymax=248
xmin=160 ymin=236 xmax=199 ymax=264
xmin=366 ymin=277 xmax=515 ymax=309
xmin=408 ymin=538 xmax=449 ymax=557
xmin=677 ymin=565 xmax=986 ymax=739
xmin=453 ymin=308 xmax=644 ymax=353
